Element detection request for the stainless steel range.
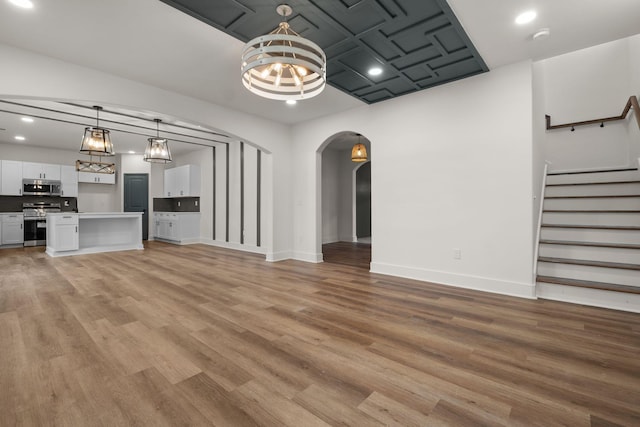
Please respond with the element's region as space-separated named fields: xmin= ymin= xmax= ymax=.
xmin=22 ymin=201 xmax=61 ymax=246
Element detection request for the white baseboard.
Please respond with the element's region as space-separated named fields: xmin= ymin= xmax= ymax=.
xmin=292 ymin=251 xmax=323 ymax=263
xmin=322 ymin=235 xmax=339 ymax=244
xmin=199 ymin=238 xmax=267 ymax=255
xmin=154 ymin=237 xmax=200 ymax=245
xmin=537 ymin=283 xmax=640 ymax=313
xmin=266 ymin=251 xmax=293 ymax=262
xmin=370 ymin=262 xmax=536 ymax=299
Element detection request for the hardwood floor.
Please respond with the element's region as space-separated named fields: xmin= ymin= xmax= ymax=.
xmin=1 ymin=241 xmax=639 ymax=426
xmin=322 ymin=241 xmax=371 ymax=269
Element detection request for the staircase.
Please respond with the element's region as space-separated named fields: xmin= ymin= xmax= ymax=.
xmin=536 ymin=168 xmax=640 ymax=299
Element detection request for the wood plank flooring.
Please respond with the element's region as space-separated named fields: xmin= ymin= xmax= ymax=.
xmin=1 ymin=241 xmax=639 ymax=426
xmin=322 ymin=241 xmax=371 ymax=269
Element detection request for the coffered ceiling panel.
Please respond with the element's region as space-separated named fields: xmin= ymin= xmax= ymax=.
xmin=158 ymin=0 xmax=488 ymax=103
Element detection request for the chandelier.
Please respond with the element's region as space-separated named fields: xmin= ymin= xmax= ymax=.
xmin=144 ymin=119 xmax=172 ymax=163
xmin=241 ymin=4 xmax=326 ymax=101
xmin=79 ymin=106 xmax=114 ymax=156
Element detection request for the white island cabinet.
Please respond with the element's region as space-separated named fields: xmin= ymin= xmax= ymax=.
xmin=46 ymin=212 xmax=143 ymax=257
xmin=47 ymin=214 xmax=79 ymax=251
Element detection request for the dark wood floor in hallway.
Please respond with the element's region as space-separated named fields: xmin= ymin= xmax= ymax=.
xmin=322 ymin=241 xmax=371 ymax=270
xmin=1 ymin=241 xmax=639 ymax=426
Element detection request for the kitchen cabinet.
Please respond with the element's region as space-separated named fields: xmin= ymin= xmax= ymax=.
xmin=1 ymin=213 xmax=24 ymax=245
xmin=1 ymin=160 xmax=23 ymax=195
xmin=60 ymin=165 xmax=79 ymax=197
xmin=78 ymin=171 xmax=116 ymax=184
xmin=47 ymin=214 xmax=79 ymax=252
xmin=23 ymin=162 xmax=61 ymax=180
xmin=153 ymin=212 xmax=200 ymax=243
xmin=164 ymin=164 xmax=200 ymax=197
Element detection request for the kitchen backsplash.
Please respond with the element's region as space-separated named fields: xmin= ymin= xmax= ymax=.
xmin=0 ymin=195 xmax=78 ymax=212
xmin=153 ymin=197 xmax=200 ymax=212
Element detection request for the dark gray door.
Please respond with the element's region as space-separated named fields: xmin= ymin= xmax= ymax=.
xmin=124 ymin=174 xmax=149 ymax=240
xmin=356 ymin=162 xmax=371 ymax=238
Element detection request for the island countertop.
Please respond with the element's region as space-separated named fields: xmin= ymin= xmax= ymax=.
xmin=46 ymin=212 xmax=144 ymax=257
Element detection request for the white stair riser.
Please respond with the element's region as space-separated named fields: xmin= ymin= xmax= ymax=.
xmin=539 ymin=244 xmax=640 ymax=265
xmin=545 ymin=182 xmax=640 ymax=197
xmin=540 ymin=228 xmax=640 ymax=245
xmin=537 ymin=262 xmax=640 ymax=287
xmin=542 ymin=211 xmax=640 ymax=226
xmin=546 ymin=170 xmax=640 ymax=185
xmin=544 ymin=197 xmax=640 ymax=211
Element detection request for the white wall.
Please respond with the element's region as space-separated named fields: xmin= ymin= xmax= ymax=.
xmin=293 ymin=61 xmax=535 ymax=297
xmin=540 ymin=37 xmax=638 ymax=171
xmin=321 ymin=149 xmax=340 ymax=243
xmin=532 ymin=61 xmax=547 ymax=274
xmin=0 ymin=42 xmax=291 ymax=260
xmin=321 ymin=147 xmax=363 ymax=244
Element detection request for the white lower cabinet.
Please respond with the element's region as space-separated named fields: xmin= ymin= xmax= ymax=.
xmin=153 ymin=212 xmax=200 ymax=244
xmin=1 ymin=213 xmax=24 ymax=245
xmin=47 ymin=214 xmax=79 ymax=251
xmin=78 ymin=172 xmax=116 ymax=184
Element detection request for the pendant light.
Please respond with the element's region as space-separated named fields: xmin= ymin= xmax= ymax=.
xmin=351 ymin=134 xmax=367 ymax=162
xmin=241 ymin=4 xmax=326 ymax=101
xmin=79 ymin=106 xmax=114 ymax=156
xmin=144 ymin=119 xmax=172 ymax=163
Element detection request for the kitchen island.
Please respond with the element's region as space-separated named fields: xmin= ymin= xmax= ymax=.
xmin=46 ymin=212 xmax=143 ymax=257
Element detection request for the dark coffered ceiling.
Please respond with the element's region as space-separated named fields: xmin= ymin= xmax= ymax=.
xmin=159 ymin=0 xmax=488 ymax=104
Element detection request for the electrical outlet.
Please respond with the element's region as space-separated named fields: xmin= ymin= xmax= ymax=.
xmin=453 ymin=248 xmax=461 ymax=260
xmin=177 ymin=201 xmax=181 ymax=207
xmin=195 ymin=200 xmax=198 ymax=207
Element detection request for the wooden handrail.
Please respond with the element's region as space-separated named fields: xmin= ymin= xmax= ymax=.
xmin=545 ymin=95 xmax=640 ymax=130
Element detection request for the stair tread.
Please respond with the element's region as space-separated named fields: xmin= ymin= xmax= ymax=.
xmin=546 ymin=180 xmax=640 ymax=187
xmin=543 ymin=209 xmax=640 ymax=213
xmin=539 ymin=239 xmax=640 ymax=249
xmin=541 ymin=224 xmax=640 ymax=230
xmin=547 ymin=168 xmax=638 ymax=176
xmin=544 ymin=194 xmax=640 ymax=199
xmin=536 ymin=276 xmax=640 ymax=294
xmin=538 ymin=256 xmax=640 ymax=270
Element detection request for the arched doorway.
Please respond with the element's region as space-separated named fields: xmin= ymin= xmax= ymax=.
xmin=318 ymin=132 xmax=372 ymax=269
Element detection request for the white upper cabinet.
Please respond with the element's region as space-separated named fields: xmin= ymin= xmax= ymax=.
xmin=164 ymin=164 xmax=200 ymax=197
xmin=60 ymin=165 xmax=79 ymax=197
xmin=23 ymin=162 xmax=61 ymax=180
xmin=1 ymin=160 xmax=23 ymax=195
xmin=78 ymin=171 xmax=116 ymax=184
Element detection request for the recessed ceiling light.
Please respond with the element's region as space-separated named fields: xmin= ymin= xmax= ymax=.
xmin=286 ymin=100 xmax=297 ymax=105
xmin=15 ymin=135 xmax=26 ymax=141
xmin=128 ymin=151 xmax=136 ymax=154
xmin=9 ymin=0 xmax=34 ymax=9
xmin=368 ymin=67 xmax=383 ymax=76
xmin=21 ymin=117 xmax=34 ymax=123
xmin=515 ymin=10 xmax=536 ymax=25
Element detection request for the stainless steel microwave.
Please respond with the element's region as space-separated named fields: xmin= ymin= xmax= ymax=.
xmin=22 ymin=179 xmax=62 ymax=196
